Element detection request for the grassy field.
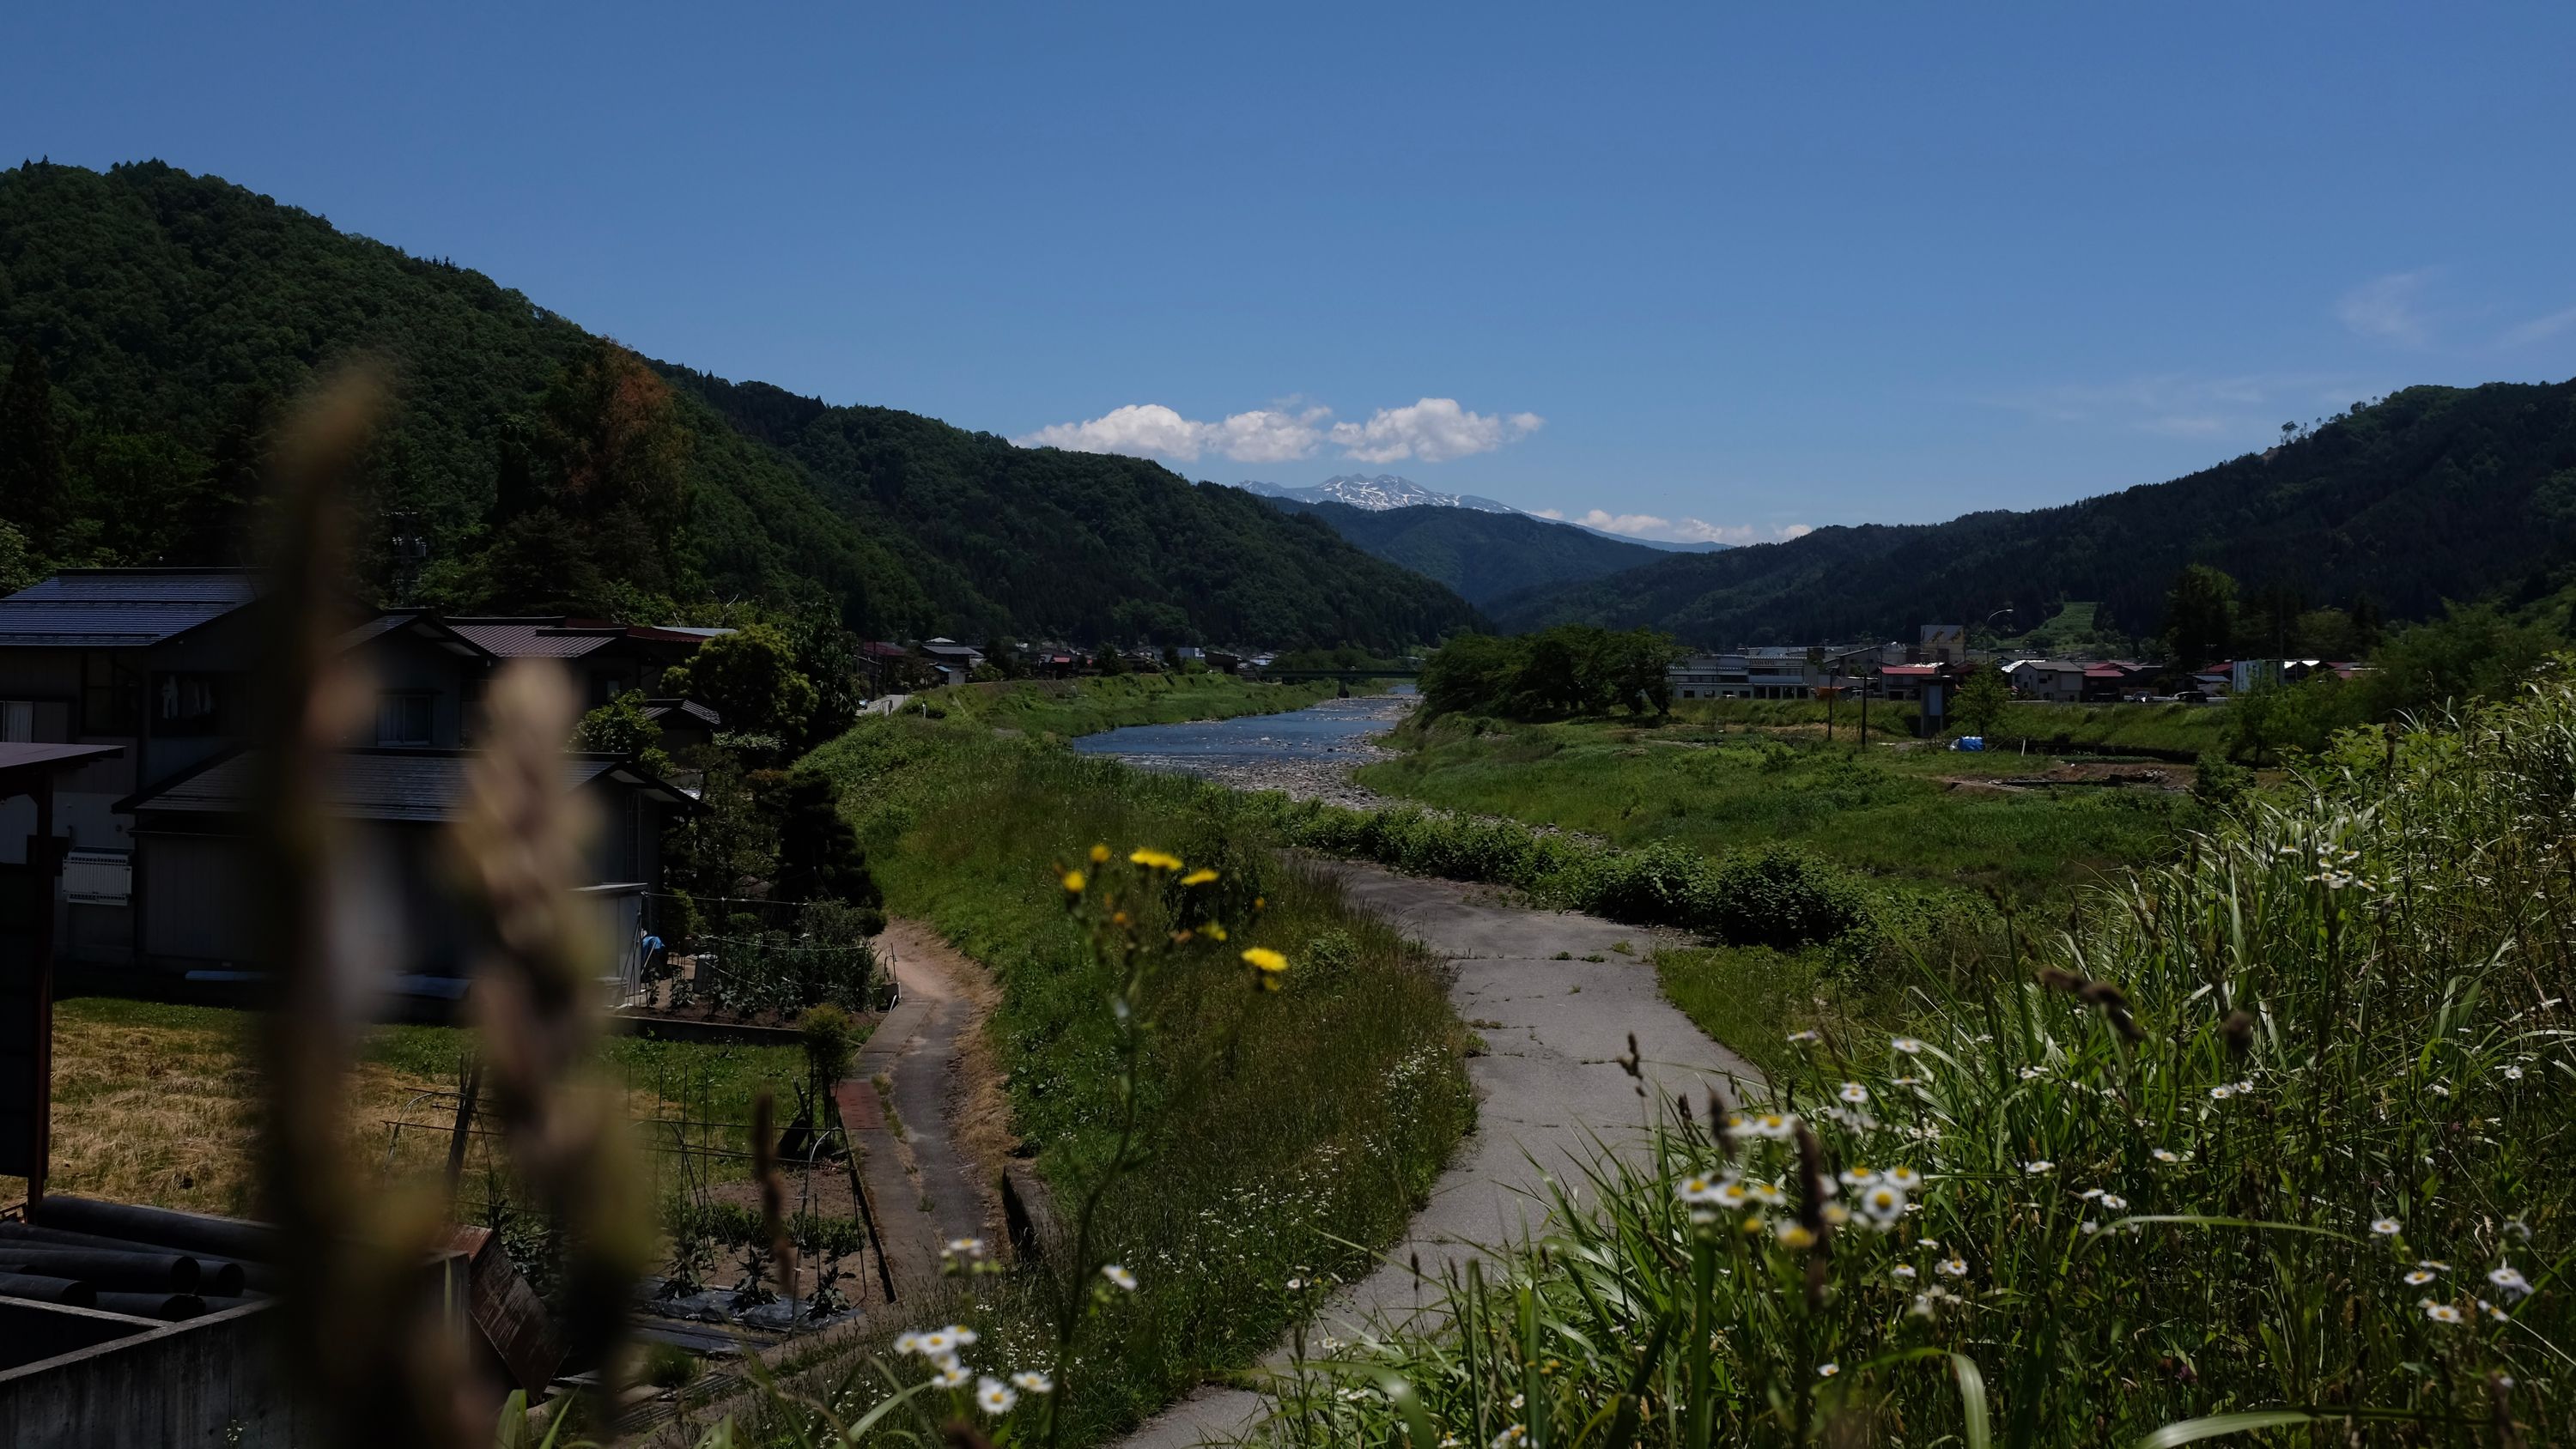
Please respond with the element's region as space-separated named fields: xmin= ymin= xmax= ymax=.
xmin=1278 ymin=678 xmax=2576 ymax=1447
xmin=1659 ymin=694 xmax=2231 ymax=756
xmin=17 ymin=996 xmax=809 ymax=1218
xmin=1356 ymin=711 xmax=2206 ymax=898
xmin=911 ymin=671 xmax=1343 ymax=737
xmin=799 ymin=710 xmax=1472 ymax=1442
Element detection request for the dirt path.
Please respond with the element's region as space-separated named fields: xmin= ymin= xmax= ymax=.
xmin=1122 ymin=861 xmax=1763 ymax=1449
xmin=834 ymin=919 xmax=1002 ymax=1303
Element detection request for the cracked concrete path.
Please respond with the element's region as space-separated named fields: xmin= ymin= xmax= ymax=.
xmin=835 ymin=919 xmax=994 ymax=1305
xmin=1122 ymin=862 xmax=1763 ymax=1449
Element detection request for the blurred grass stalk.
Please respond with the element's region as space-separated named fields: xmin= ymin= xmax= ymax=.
xmin=252 ymin=367 xmax=645 ymax=1447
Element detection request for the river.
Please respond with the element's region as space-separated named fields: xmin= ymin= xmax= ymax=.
xmin=1067 ymin=687 xmax=1414 ymax=808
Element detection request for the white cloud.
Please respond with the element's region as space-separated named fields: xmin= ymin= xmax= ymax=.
xmin=2500 ymin=303 xmax=2576 ymax=349
xmin=1327 ymin=398 xmax=1544 ymax=464
xmin=1018 ymin=394 xmax=1544 ymax=466
xmin=1015 ymin=403 xmax=1327 ymax=464
xmin=1535 ymin=508 xmax=1811 ymax=546
xmin=2336 ymin=270 xmax=2436 ymax=345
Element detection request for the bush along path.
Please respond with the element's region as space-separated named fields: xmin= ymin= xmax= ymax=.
xmin=836 ymin=919 xmax=1005 ymax=1301
xmin=1122 ymin=861 xmax=1764 ymax=1449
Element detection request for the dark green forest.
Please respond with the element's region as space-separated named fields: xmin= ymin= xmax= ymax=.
xmin=0 ymin=160 xmax=1479 ymax=648
xmin=1256 ymin=496 xmax=1673 ymax=606
xmin=1495 ymin=380 xmax=2576 ymax=649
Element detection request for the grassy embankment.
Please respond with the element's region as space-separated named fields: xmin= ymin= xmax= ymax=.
xmin=1333 ymin=702 xmax=2228 ymax=1076
xmin=1280 ymin=682 xmax=2576 ymax=1447
xmin=793 ymin=678 xmax=1470 ymax=1441
xmin=911 ymin=670 xmax=1342 ymax=737
xmin=27 ymin=996 xmax=805 ymax=1216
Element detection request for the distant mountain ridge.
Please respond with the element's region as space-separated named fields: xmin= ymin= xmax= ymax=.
xmin=1491 ymin=379 xmax=2576 ymax=647
xmin=1239 ymin=474 xmax=1521 ymax=513
xmin=1251 ymin=496 xmax=1676 ymax=607
xmin=0 ymin=161 xmax=1482 ymax=649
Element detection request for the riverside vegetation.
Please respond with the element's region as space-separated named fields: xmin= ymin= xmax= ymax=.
xmin=1269 ymin=670 xmax=2576 ymax=1447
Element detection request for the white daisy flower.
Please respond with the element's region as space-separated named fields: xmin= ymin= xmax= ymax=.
xmin=1012 ymin=1371 xmax=1054 ymax=1394
xmin=1787 ymin=1030 xmax=1820 ymax=1043
xmin=916 ymin=1330 xmax=956 ymax=1356
xmin=936 ymin=1363 xmax=973 ymax=1387
xmin=2421 ymin=1300 xmax=2464 ymax=1324
xmin=2208 ymin=1085 xmax=2234 ymax=1100
xmin=1935 ymin=1256 xmax=1968 ymax=1277
xmin=1838 ymin=1167 xmax=1880 ymax=1188
xmin=2370 ymin=1218 xmax=2401 ymax=1236
xmin=1893 ymin=1036 xmax=1926 ymax=1054
xmin=2417 ymin=1259 xmax=2449 ymax=1272
xmin=2098 ymin=1194 xmax=2128 ymax=1212
xmin=1818 ymin=1362 xmax=1840 ymax=1378
xmin=2488 ymin=1265 xmax=2532 ymax=1300
xmin=1882 ymin=1166 xmax=1923 ymax=1190
xmin=1838 ymin=1082 xmax=1870 ymax=1104
xmin=1103 ymin=1264 xmax=1138 ymax=1291
xmin=2024 ymin=1159 xmax=2055 ymax=1174
xmin=2404 ymin=1270 xmax=2437 ymax=1286
xmin=2501 ymin=1065 xmax=2524 ymax=1081
xmin=1859 ymin=1184 xmax=1906 ymax=1222
xmin=2151 ymin=1148 xmax=2182 ymax=1164
xmin=1675 ymin=1173 xmax=1728 ymax=1204
xmin=1892 ymin=1264 xmax=1917 ymax=1280
xmin=894 ymin=1331 xmax=924 ymax=1355
xmin=976 ymin=1378 xmax=1018 ymax=1415
xmin=2428 ymin=1084 xmax=2451 ymax=1098
xmin=945 ymin=1325 xmax=979 ymax=1348
xmin=1492 ymin=1427 xmax=1526 ymax=1449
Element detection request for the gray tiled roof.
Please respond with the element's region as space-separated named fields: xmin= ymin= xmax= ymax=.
xmin=127 ymin=750 xmax=637 ymax=823
xmin=442 ymin=621 xmax=628 ymax=658
xmin=0 ymin=570 xmax=258 ymax=647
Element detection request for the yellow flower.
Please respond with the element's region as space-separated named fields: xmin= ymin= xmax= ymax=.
xmin=1242 ymin=948 xmax=1289 ymax=974
xmin=1089 ymin=844 xmax=1111 ymax=864
xmin=1130 ymin=848 xmax=1183 ymax=871
xmin=1062 ymin=870 xmax=1086 ymax=893
xmin=1205 ymin=923 xmax=1229 ymax=941
xmin=1181 ymin=868 xmax=1220 ymax=886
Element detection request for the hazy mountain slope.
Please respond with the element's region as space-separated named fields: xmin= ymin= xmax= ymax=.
xmin=1497 ymin=381 xmax=2576 ymax=645
xmin=1259 ymin=496 xmax=1673 ymax=606
xmin=0 ymin=161 xmax=1477 ymax=646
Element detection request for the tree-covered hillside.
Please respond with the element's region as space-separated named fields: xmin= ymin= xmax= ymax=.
xmin=1496 ymin=380 xmax=2576 ymax=648
xmin=1257 ymin=495 xmax=1672 ymax=607
xmin=0 ymin=161 xmax=1478 ymax=648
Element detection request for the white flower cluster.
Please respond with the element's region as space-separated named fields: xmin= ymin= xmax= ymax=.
xmin=891 ymin=1325 xmax=1054 ymax=1414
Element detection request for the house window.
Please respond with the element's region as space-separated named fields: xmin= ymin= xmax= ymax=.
xmin=82 ymin=652 xmax=141 ymax=735
xmin=0 ymin=700 xmax=33 ymax=743
xmin=153 ymin=673 xmax=234 ymax=736
xmin=376 ymin=692 xmax=436 ymax=746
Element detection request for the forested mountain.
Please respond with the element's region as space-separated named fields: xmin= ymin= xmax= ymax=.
xmin=1258 ymin=496 xmax=1673 ymax=607
xmin=1496 ymin=379 xmax=2576 ymax=649
xmin=0 ymin=161 xmax=1479 ymax=648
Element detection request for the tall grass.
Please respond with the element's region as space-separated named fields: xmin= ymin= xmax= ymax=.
xmin=1274 ymin=676 xmax=2576 ymax=1446
xmin=799 ymin=721 xmax=1473 ymax=1443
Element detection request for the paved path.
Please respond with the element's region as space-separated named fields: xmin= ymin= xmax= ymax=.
xmin=835 ymin=919 xmax=993 ymax=1305
xmin=1122 ymin=862 xmax=1763 ymax=1449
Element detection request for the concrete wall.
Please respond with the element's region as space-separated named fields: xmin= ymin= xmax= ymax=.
xmin=0 ymin=1300 xmax=311 ymax=1448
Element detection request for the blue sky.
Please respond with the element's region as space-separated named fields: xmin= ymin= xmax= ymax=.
xmin=12 ymin=2 xmax=2575 ymax=543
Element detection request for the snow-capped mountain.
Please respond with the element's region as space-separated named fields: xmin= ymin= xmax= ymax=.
xmin=1237 ymin=474 xmax=1522 ymax=514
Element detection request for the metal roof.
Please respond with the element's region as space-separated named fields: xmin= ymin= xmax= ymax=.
xmin=122 ymin=749 xmax=689 ymax=822
xmin=442 ymin=621 xmax=628 ymax=658
xmin=0 ymin=570 xmax=258 ymax=648
xmin=640 ymin=699 xmax=722 ymax=727
xmin=0 ymin=743 xmax=125 ymax=794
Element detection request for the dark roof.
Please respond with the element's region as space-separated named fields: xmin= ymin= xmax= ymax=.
xmin=121 ymin=749 xmax=696 ymax=822
xmin=641 ymin=698 xmax=722 ymax=728
xmin=861 ymin=641 xmax=911 ymax=659
xmin=0 ymin=570 xmax=258 ymax=648
xmin=0 ymin=743 xmax=124 ymax=795
xmin=443 ymin=620 xmax=629 ymax=659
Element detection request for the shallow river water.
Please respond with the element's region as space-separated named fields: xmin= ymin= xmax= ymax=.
xmin=1067 ymin=687 xmax=1413 ymax=806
